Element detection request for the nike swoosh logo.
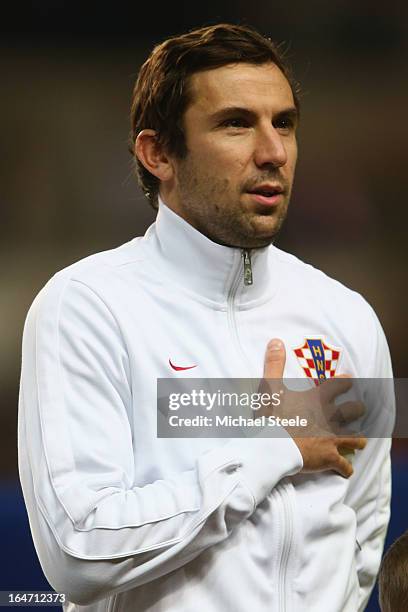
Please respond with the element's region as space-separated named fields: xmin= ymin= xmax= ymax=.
xmin=169 ymin=359 xmax=197 ymax=371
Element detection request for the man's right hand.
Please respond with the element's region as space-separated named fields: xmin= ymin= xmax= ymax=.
xmin=261 ymin=338 xmax=367 ymax=479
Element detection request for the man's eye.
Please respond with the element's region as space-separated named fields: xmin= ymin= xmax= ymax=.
xmin=274 ymin=118 xmax=294 ymax=131
xmin=222 ymin=118 xmax=249 ymax=128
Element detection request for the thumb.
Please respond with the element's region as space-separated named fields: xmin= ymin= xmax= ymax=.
xmin=258 ymin=339 xmax=286 ymax=417
xmin=263 ymin=338 xmax=286 ymax=380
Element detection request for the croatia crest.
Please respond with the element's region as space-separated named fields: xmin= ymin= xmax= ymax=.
xmin=294 ymin=338 xmax=341 ymax=386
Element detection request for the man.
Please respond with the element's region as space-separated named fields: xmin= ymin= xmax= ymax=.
xmin=18 ymin=24 xmax=392 ymax=611
xmin=379 ymin=530 xmax=408 ymax=611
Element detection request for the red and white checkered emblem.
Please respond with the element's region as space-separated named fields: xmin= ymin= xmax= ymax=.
xmin=294 ymin=338 xmax=341 ymax=386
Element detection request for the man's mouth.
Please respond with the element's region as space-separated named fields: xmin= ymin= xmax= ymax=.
xmin=247 ymin=183 xmax=284 ymax=196
xmin=246 ymin=183 xmax=284 ymax=206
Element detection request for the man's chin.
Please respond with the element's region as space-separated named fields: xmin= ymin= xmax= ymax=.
xmin=233 ymin=231 xmax=279 ymax=250
xmin=244 ymin=215 xmax=285 ymax=248
xmin=202 ymin=207 xmax=286 ymax=249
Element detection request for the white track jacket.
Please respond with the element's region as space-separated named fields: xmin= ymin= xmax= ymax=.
xmin=18 ymin=200 xmax=392 ymax=612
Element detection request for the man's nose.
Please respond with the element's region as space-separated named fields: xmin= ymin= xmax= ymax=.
xmin=254 ymin=126 xmax=287 ymax=168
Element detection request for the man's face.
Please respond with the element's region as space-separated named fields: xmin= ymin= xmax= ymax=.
xmin=163 ymin=61 xmax=298 ymax=249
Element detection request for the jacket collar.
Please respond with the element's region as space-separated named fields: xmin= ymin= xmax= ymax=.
xmin=143 ymin=196 xmax=277 ymax=305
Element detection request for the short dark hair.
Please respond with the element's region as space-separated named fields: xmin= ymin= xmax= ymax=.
xmin=129 ymin=23 xmax=300 ymax=208
xmin=379 ymin=530 xmax=408 ymax=612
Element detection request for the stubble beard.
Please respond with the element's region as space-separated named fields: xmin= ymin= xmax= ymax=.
xmin=175 ymin=159 xmax=290 ymax=250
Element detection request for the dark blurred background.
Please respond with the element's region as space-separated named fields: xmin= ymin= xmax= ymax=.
xmin=1 ymin=1 xmax=407 ymax=610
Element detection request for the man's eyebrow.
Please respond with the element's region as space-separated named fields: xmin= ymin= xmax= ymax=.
xmin=275 ymin=107 xmax=299 ymax=124
xmin=209 ymin=105 xmax=299 ymax=123
xmin=209 ymin=106 xmax=257 ymax=122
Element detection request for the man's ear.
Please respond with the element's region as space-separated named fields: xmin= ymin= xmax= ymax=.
xmin=135 ymin=130 xmax=174 ymax=182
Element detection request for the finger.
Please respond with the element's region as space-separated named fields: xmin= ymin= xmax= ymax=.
xmin=263 ymin=338 xmax=286 ymax=379
xmin=338 ymin=447 xmax=355 ymax=458
xmin=333 ymin=453 xmax=354 ymax=479
xmin=327 ymin=401 xmax=366 ymax=426
xmin=319 ymin=376 xmax=353 ymax=404
xmin=334 ymin=436 xmax=367 ymax=451
xmin=262 ymin=339 xmax=286 ymax=396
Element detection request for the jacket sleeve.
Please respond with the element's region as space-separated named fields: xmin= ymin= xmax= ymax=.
xmin=344 ymin=305 xmax=394 ymax=612
xmin=18 ymin=274 xmax=303 ymax=606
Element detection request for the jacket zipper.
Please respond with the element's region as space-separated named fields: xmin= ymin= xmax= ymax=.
xmin=230 ymin=249 xmax=294 ymax=609
xmin=226 ymin=250 xmax=253 ymax=373
xmin=229 ymin=250 xmax=295 ymax=607
xmin=242 ymin=249 xmax=253 ymax=286
xmin=107 ymin=593 xmax=118 ymax=612
xmin=276 ymin=481 xmax=294 ymax=612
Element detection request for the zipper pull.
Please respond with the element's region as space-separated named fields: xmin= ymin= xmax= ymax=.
xmin=242 ymin=250 xmax=253 ymax=286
